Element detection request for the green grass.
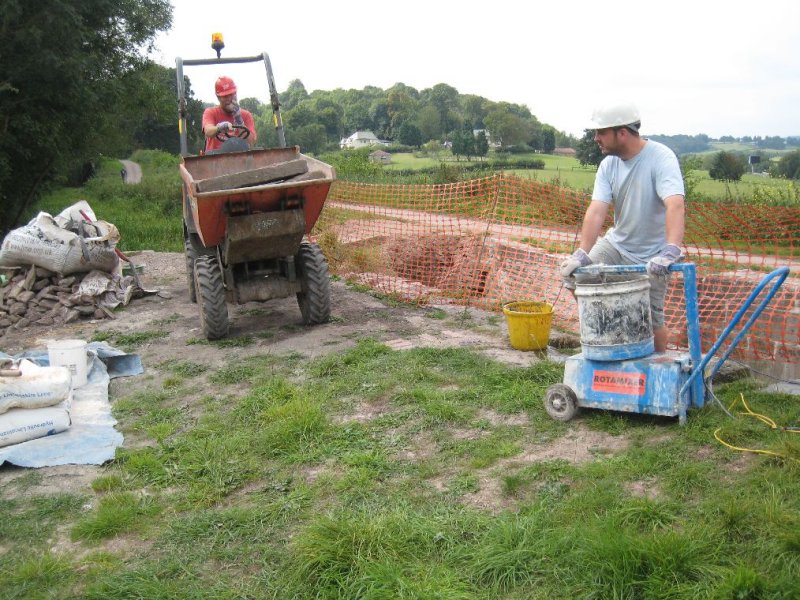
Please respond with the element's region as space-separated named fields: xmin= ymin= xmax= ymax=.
xmin=706 ymin=142 xmax=799 ymax=156
xmin=691 ymin=169 xmax=800 ymax=201
xmin=94 ymin=329 xmax=169 ymax=350
xmin=3 ymin=340 xmax=798 ymax=598
xmin=383 ymin=151 xmax=597 ymax=192
xmin=384 ymin=152 xmax=445 ymax=170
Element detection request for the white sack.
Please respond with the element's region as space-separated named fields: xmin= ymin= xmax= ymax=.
xmin=0 ymin=394 xmax=72 ymax=448
xmin=0 ymin=360 xmax=72 ymax=414
xmin=0 ymin=200 xmax=120 ymax=274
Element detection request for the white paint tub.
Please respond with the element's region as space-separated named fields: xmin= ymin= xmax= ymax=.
xmin=47 ymin=339 xmax=89 ymax=388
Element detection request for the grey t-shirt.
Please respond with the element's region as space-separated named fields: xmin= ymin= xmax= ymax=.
xmin=591 ymin=139 xmax=684 ymax=262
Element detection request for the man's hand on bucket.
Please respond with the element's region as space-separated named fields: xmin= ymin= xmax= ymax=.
xmin=646 ymin=244 xmax=682 ymax=277
xmin=560 ymin=248 xmax=592 ymax=288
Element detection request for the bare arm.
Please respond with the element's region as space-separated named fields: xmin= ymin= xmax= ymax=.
xmin=579 ymin=200 xmax=611 ymax=252
xmin=204 ymin=123 xmax=222 ymax=139
xmin=664 ymin=195 xmax=685 ymax=247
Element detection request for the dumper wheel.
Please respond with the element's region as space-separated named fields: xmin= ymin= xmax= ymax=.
xmin=544 ymin=384 xmax=579 ymax=421
xmin=296 ymin=242 xmax=331 ymax=325
xmin=194 ymin=255 xmax=229 ymax=339
xmin=185 ymin=236 xmax=198 ymax=303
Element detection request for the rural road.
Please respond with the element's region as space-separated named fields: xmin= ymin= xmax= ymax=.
xmin=120 ymin=160 xmax=142 ymax=184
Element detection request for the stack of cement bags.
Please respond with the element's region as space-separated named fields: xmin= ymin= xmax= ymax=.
xmin=0 ymin=360 xmax=72 ymax=448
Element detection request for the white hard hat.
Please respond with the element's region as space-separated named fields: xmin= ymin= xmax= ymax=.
xmin=590 ymin=103 xmax=641 ymax=130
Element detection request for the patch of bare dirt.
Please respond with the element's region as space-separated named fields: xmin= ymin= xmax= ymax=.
xmin=459 ymin=424 xmax=629 ymax=512
xmin=626 ymin=478 xmax=662 ymax=499
xmin=0 ymin=464 xmax=99 ymax=500
xmin=428 ymin=424 xmax=630 ymax=513
xmin=331 ymin=397 xmax=394 ymax=425
xmin=511 ymin=424 xmax=631 ymax=464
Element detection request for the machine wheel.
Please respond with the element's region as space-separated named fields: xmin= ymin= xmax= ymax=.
xmin=296 ymin=241 xmax=331 ymax=325
xmin=184 ymin=235 xmax=198 ymax=303
xmin=194 ymin=255 xmax=229 ymax=339
xmin=544 ymin=384 xmax=579 ymax=422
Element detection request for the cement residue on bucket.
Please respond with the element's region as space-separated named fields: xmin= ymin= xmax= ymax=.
xmin=575 ymin=275 xmax=653 ymax=360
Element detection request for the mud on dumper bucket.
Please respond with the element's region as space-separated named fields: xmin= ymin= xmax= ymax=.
xmin=502 ymin=301 xmax=553 ymax=351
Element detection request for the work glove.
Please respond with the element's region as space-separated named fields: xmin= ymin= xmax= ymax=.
xmin=216 ymin=121 xmax=233 ymax=133
xmin=559 ymin=248 xmax=592 ymax=289
xmin=646 ymin=244 xmax=682 ymax=277
xmin=232 ymin=106 xmax=244 ymax=127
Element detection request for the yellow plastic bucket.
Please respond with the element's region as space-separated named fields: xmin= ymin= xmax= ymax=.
xmin=502 ymin=301 xmax=553 ymax=351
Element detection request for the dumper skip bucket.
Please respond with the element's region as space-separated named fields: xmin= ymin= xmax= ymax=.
xmin=503 ymin=301 xmax=553 ymax=351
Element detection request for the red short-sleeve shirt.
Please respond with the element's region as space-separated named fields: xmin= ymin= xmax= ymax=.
xmin=202 ymin=106 xmax=257 ymax=152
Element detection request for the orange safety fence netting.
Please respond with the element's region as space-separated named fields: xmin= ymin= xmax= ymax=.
xmin=312 ymin=173 xmax=800 ymax=366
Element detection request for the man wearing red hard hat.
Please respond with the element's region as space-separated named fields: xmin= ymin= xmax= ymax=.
xmin=202 ymin=76 xmax=257 ymax=152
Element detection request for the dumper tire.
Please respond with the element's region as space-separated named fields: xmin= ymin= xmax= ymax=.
xmin=194 ymin=255 xmax=229 ymax=339
xmin=185 ymin=236 xmax=198 ymax=303
xmin=296 ymin=242 xmax=331 ymax=325
xmin=544 ymin=384 xmax=579 ymax=422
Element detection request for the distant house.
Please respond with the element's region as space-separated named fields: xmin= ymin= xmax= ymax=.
xmin=369 ymin=150 xmax=392 ymax=164
xmin=553 ymin=147 xmax=577 ymax=157
xmin=339 ymin=131 xmax=389 ymax=149
xmin=473 ymin=129 xmax=500 ymax=148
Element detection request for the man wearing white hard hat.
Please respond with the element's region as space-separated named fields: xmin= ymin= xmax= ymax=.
xmin=560 ymin=103 xmax=685 ymax=352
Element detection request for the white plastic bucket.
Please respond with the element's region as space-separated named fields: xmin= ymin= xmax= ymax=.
xmin=47 ymin=339 xmax=89 ymax=388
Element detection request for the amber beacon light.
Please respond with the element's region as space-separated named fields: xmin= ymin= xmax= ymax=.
xmin=211 ymin=33 xmax=225 ymax=58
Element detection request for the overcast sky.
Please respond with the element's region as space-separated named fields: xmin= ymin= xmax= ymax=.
xmin=152 ymin=0 xmax=800 ymax=139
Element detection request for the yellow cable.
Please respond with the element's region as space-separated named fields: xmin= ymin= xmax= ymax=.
xmin=714 ymin=394 xmax=800 ymax=463
xmin=732 ymin=394 xmax=778 ymax=428
xmin=713 ymin=428 xmax=800 ymax=463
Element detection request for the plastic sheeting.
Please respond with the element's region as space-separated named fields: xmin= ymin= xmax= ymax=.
xmin=0 ymin=342 xmax=141 ymax=467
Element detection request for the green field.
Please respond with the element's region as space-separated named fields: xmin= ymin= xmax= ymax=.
xmin=706 ymin=142 xmax=798 ymax=156
xmin=690 ymin=170 xmax=798 ymax=199
xmin=383 ymin=151 xmax=799 ymax=203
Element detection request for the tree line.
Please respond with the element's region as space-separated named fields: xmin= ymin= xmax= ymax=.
xmin=1 ymin=0 xmax=179 ymax=235
xmin=240 ymin=79 xmax=569 ymax=157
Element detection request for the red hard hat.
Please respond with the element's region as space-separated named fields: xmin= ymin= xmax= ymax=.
xmin=215 ymin=76 xmax=237 ymax=96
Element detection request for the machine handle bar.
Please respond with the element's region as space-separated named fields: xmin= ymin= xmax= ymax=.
xmin=679 ymin=266 xmax=790 ymax=398
xmin=574 ymin=263 xmax=692 ymax=276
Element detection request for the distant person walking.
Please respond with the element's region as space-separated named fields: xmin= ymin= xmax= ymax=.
xmin=120 ymin=167 xmax=127 ymax=183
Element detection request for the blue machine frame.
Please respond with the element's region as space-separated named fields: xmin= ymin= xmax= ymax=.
xmin=549 ymin=263 xmax=789 ymax=424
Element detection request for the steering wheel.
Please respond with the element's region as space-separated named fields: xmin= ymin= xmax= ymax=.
xmin=215 ymin=124 xmax=251 ymax=142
